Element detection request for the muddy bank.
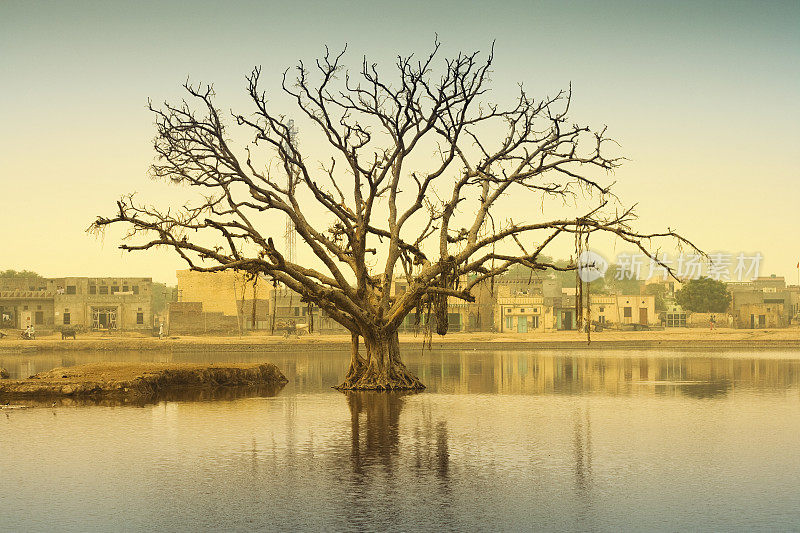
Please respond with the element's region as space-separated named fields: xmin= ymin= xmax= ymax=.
xmin=0 ymin=362 xmax=288 ymax=401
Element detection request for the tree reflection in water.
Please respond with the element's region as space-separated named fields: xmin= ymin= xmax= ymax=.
xmin=344 ymin=390 xmax=450 ymax=476
xmin=345 ymin=391 xmax=405 ymax=471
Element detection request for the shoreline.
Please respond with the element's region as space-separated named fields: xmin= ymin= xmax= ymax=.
xmin=1 ymin=328 xmax=799 ymax=353
xmin=0 ymin=362 xmax=288 ymax=402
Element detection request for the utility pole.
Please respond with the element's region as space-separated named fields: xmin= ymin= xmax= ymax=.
xmin=284 ymin=119 xmax=298 ymax=264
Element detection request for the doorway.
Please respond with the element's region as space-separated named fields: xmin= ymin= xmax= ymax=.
xmin=560 ymin=311 xmax=574 ymax=330
xmin=92 ymin=307 xmax=118 ymax=330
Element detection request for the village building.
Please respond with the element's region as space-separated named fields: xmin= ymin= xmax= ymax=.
xmin=727 ymin=275 xmax=792 ymax=328
xmin=0 ymin=276 xmax=153 ymax=331
xmin=589 ymin=295 xmax=657 ymax=328
xmin=169 ymin=270 xmax=346 ymax=335
xmin=495 ymin=289 xmax=657 ymax=333
xmin=496 ymin=294 xmax=553 ymax=333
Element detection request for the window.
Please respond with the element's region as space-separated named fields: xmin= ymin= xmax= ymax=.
xmin=530 ymin=316 xmax=539 ymax=328
xmin=506 ymin=308 xmax=512 ymax=313
xmin=294 ymin=307 xmax=300 ymax=316
xmin=66 ymin=285 xmax=76 ymax=295
xmin=598 ymin=316 xmax=606 ymax=324
xmin=123 ymin=285 xmax=129 ymax=292
xmin=302 ymin=308 xmax=307 ymax=316
xmin=37 ymin=305 xmax=41 ymax=310
xmin=89 ymin=285 xmax=97 ymax=295
xmin=506 ymin=316 xmax=513 ymax=329
xmin=111 ymin=285 xmax=119 ymax=294
xmin=520 ymin=308 xmax=525 ymax=313
xmin=132 ymin=286 xmax=139 ymax=294
xmin=23 ymin=305 xmax=28 ymax=311
xmin=623 ymin=307 xmax=632 ymax=318
xmin=99 ymin=286 xmax=108 ymax=295
xmin=136 ymin=312 xmax=144 ymax=325
xmin=666 ymin=313 xmax=686 ymax=327
xmin=35 ymin=311 xmax=44 ymax=325
xmin=63 ymin=312 xmax=71 ymax=325
xmin=533 ymin=308 xmax=539 ymax=313
xmin=599 ymin=306 xmax=605 ymax=312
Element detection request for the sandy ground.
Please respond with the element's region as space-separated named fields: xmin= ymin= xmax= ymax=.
xmin=1 ymin=327 xmax=799 ymax=353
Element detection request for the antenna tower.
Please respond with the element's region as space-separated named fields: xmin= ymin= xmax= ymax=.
xmin=284 ymin=119 xmax=298 ymax=263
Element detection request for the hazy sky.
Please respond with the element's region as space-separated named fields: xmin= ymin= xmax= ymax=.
xmin=2 ymin=0 xmax=798 ymax=284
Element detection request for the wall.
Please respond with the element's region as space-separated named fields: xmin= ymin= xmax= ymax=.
xmin=686 ymin=312 xmax=734 ymax=328
xmin=177 ymin=270 xmax=270 ymax=316
xmin=734 ymin=303 xmax=786 ymax=329
xmin=167 ymin=301 xmax=239 ymax=335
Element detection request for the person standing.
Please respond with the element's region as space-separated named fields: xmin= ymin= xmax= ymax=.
xmin=159 ymin=323 xmax=164 ymax=340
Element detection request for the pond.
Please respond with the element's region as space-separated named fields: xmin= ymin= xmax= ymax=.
xmin=2 ymin=348 xmax=800 ymax=532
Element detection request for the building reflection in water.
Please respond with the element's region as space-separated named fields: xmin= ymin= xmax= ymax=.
xmin=3 ymin=349 xmax=799 ymax=399
xmin=399 ymin=350 xmax=800 ymax=397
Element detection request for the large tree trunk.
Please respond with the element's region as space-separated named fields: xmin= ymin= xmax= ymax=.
xmin=336 ymin=328 xmax=425 ymax=390
xmin=338 ymin=332 xmax=367 ymax=389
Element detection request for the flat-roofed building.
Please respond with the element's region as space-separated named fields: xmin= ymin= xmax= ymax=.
xmin=0 ymin=276 xmax=153 ymax=331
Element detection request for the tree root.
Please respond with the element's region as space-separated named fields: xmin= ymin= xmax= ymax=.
xmin=335 ymin=362 xmax=425 ymax=391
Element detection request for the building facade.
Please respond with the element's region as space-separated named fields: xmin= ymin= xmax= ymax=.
xmin=728 ymin=276 xmax=792 ymax=328
xmin=170 ymin=270 xmax=347 ymax=334
xmin=0 ymin=276 xmax=153 ymax=331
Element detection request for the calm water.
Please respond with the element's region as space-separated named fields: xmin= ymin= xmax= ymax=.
xmin=2 ymin=348 xmax=800 ymax=532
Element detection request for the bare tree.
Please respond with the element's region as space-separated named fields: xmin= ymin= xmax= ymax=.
xmin=92 ymin=42 xmax=698 ymax=390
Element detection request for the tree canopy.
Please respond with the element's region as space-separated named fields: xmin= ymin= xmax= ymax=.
xmin=0 ymin=270 xmax=43 ymax=279
xmin=675 ymin=277 xmax=731 ymax=313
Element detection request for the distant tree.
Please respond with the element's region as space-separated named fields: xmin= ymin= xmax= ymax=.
xmin=645 ymin=283 xmax=667 ymax=312
xmin=0 ymin=270 xmax=43 ymax=279
xmin=675 ymin=277 xmax=731 ymax=312
xmin=151 ymin=283 xmax=178 ymax=315
xmin=601 ymin=264 xmax=644 ymax=295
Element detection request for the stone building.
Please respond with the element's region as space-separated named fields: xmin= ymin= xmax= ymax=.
xmin=52 ymin=277 xmax=153 ymax=331
xmin=728 ymin=275 xmax=792 ymax=328
xmin=0 ymin=276 xmax=153 ymax=331
xmin=170 ymin=270 xmax=347 ymax=334
xmin=589 ymin=295 xmax=657 ymax=328
xmin=733 ymin=302 xmax=786 ymax=329
xmin=496 ymin=294 xmax=553 ymax=333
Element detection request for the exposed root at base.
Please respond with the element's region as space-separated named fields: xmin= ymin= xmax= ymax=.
xmin=335 ymin=365 xmax=425 ymax=391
